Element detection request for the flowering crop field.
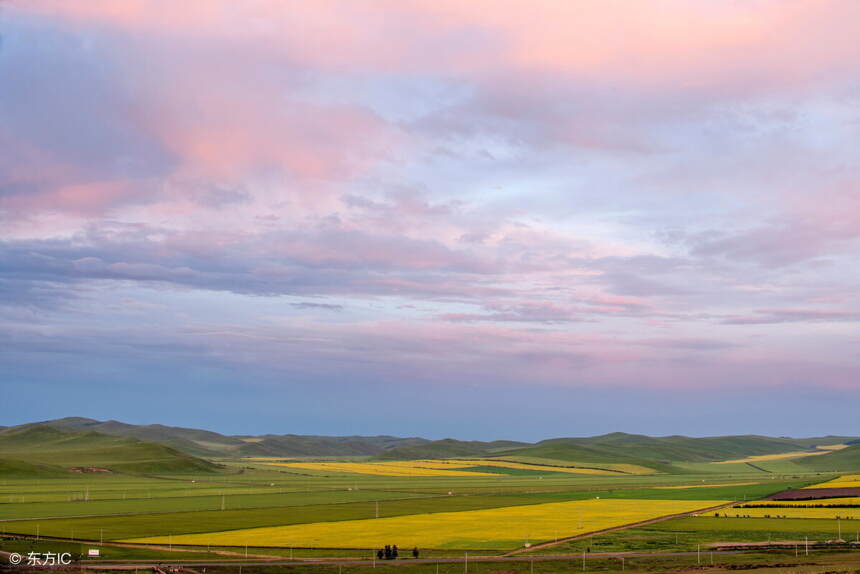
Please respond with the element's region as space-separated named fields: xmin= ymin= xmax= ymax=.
xmin=262 ymin=461 xmax=501 ymax=477
xmin=127 ymin=498 xmax=728 ymax=550
xmin=372 ymin=459 xmax=624 ymax=475
xmin=265 ymin=459 xmax=628 ymax=477
xmin=727 ymin=507 xmax=860 ymax=519
xmin=715 ymin=446 xmax=845 ymax=465
xmin=738 ymin=497 xmax=860 ymax=506
xmin=410 ymin=459 xmax=621 ymax=475
xmin=803 ymin=474 xmax=860 ymax=489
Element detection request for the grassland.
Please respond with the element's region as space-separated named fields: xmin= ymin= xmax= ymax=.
xmin=0 ymin=477 xmax=811 ymax=542
xmin=528 ymin=515 xmax=860 ymax=555
xmin=0 ymin=426 xmax=217 ymax=475
xmin=0 ymin=488 xmax=427 ymax=520
xmin=3 ymin=424 xmax=860 ymax=571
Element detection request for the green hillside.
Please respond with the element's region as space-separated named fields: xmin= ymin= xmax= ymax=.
xmin=495 ymin=433 xmax=856 ymax=467
xmin=0 ymin=458 xmax=71 ymax=478
xmin=488 ymin=439 xmax=680 ymax=473
xmin=8 ymin=418 xmax=857 ymax=474
xmin=373 ymin=438 xmax=529 ymax=460
xmin=19 ymin=417 xmax=244 ymax=457
xmin=783 ymin=435 xmax=860 ymax=449
xmin=0 ymin=426 xmax=218 ymax=475
xmin=19 ymin=417 xmax=430 ymax=458
xmin=237 ymin=434 xmax=430 ymax=458
xmin=796 ymin=444 xmax=860 ymax=472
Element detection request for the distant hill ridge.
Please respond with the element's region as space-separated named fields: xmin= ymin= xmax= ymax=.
xmin=10 ymin=417 xmax=432 ymax=459
xmin=0 ymin=425 xmax=218 ymax=476
xmin=5 ymin=418 xmax=857 ymax=472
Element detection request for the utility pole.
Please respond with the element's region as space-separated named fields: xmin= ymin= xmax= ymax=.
xmin=805 ymin=536 xmax=808 ymax=556
xmin=376 ymin=501 xmax=379 ymax=518
xmin=697 ymin=544 xmax=701 ymax=565
xmin=464 ymin=551 xmax=468 ymax=574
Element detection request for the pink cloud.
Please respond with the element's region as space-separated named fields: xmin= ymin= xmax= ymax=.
xmin=23 ymin=1 xmax=860 ymax=93
xmin=3 ymin=0 xmax=859 ymax=402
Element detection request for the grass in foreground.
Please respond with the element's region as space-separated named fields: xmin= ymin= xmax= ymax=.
xmin=529 ymin=516 xmax=860 ymax=554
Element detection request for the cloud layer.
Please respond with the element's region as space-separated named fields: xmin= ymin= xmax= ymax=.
xmin=1 ymin=1 xmax=859 ymax=435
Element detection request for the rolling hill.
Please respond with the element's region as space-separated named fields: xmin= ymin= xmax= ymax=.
xmin=0 ymin=458 xmax=72 ymax=478
xmin=373 ymin=438 xmax=530 ymax=460
xmin=14 ymin=417 xmax=429 ymax=458
xmin=0 ymin=426 xmax=218 ymax=475
xmin=5 ymin=418 xmax=858 ymax=474
xmin=490 ymin=433 xmax=858 ymax=468
xmin=797 ymin=443 xmax=860 ymax=472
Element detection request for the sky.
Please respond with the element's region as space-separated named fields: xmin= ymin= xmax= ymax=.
xmin=1 ymin=1 xmax=859 ymax=440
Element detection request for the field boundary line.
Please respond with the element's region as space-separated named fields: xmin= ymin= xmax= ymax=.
xmin=502 ymin=500 xmax=739 ymax=556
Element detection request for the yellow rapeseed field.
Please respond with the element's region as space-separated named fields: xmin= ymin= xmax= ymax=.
xmin=127 ymin=498 xmax=728 ymax=550
xmin=728 ymin=506 xmax=859 ymax=520
xmin=487 ymin=456 xmax=655 ymax=475
xmin=715 ymin=448 xmax=843 ymax=465
xmin=803 ymin=475 xmax=860 ymax=489
xmin=744 ymin=497 xmax=860 ymax=506
xmin=262 ymin=459 xmax=621 ymax=477
xmin=399 ymin=459 xmax=619 ymax=476
xmin=262 ymin=461 xmax=499 ymax=477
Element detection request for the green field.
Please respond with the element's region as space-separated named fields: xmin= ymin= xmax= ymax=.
xmin=529 ymin=515 xmax=860 ymax=555
xmin=2 ymin=422 xmax=859 ymax=571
